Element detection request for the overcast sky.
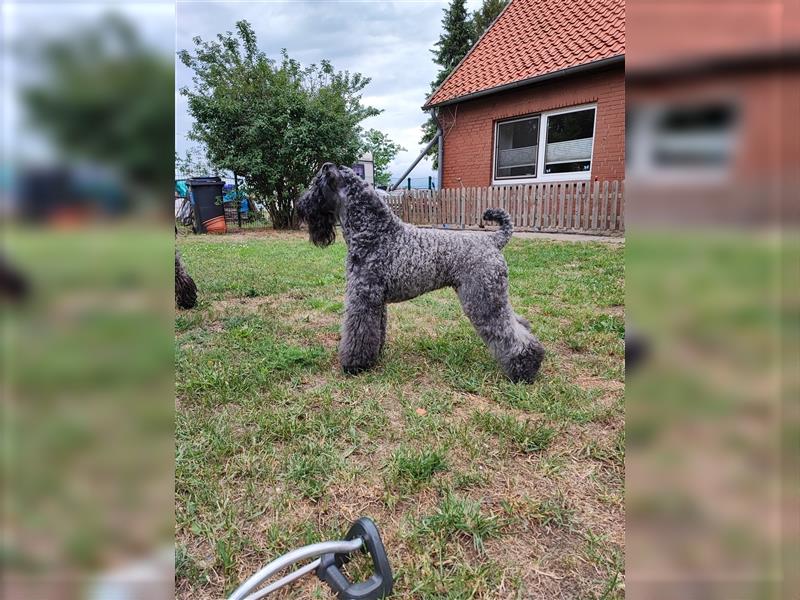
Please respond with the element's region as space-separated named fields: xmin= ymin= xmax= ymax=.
xmin=176 ymin=0 xmax=483 ymax=185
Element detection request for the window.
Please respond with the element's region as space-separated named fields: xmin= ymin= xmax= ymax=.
xmin=493 ymin=104 xmax=596 ymax=183
xmin=626 ymin=100 xmax=739 ymax=183
xmin=652 ymin=103 xmax=737 ymax=167
xmin=495 ymin=117 xmax=539 ymax=179
xmin=352 ymin=163 xmax=366 ymax=179
xmin=544 ymin=108 xmax=595 ymax=174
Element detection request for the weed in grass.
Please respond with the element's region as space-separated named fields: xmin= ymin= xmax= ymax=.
xmin=403 ymin=550 xmax=521 ymax=599
xmin=450 ymin=470 xmax=488 ymax=491
xmin=589 ymin=314 xmax=625 ymax=336
xmin=283 ymin=441 xmax=342 ymax=500
xmin=413 ymin=328 xmax=498 ymax=391
xmin=444 ymin=421 xmax=490 ymax=462
xmin=584 ymin=539 xmax=625 ymax=600
xmin=402 ymin=406 xmax=450 ymax=440
xmin=256 ymin=404 xmax=313 ymax=442
xmin=175 ymin=312 xmax=203 ymax=333
xmin=595 ymin=570 xmax=624 ymax=600
xmin=540 ymin=455 xmax=568 ymax=478
xmin=215 ymin=537 xmax=238 ymax=578
xmin=530 ymin=492 xmax=575 ymax=529
xmin=386 ymin=447 xmax=448 ymax=492
xmin=414 ymin=493 xmax=506 ymax=553
xmin=414 ymin=389 xmax=457 ymax=416
xmin=472 ymin=411 xmax=556 ymax=453
xmin=497 ymin=377 xmax=603 ymax=424
xmin=582 ymin=435 xmax=624 ymax=467
xmin=175 ymin=545 xmax=205 ymax=587
xmin=304 ymin=297 xmax=344 ymax=313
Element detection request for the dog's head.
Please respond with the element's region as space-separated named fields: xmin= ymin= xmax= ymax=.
xmin=296 ymin=162 xmax=345 ymax=247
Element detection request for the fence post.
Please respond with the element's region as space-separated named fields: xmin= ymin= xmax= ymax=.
xmin=459 ymin=187 xmax=465 ymax=229
xmin=428 ymin=176 xmax=433 ymax=190
xmin=610 ymin=180 xmax=619 ymax=232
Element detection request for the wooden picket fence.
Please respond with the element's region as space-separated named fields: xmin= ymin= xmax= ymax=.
xmin=387 ymin=180 xmax=624 ymax=235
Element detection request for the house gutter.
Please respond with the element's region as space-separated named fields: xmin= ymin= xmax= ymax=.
xmin=437 ymin=124 xmax=443 ymax=190
xmin=424 ymin=55 xmax=625 ymax=109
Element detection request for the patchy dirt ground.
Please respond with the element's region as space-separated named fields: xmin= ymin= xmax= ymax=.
xmin=175 ymin=233 xmax=624 ymax=599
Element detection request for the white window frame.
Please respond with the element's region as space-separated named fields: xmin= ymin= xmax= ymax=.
xmin=493 ymin=114 xmax=541 ymax=181
xmin=492 ymin=103 xmax=597 ymax=185
xmin=627 ymin=101 xmax=739 ymax=186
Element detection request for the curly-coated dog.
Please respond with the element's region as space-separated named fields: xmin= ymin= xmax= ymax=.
xmin=296 ymin=163 xmax=545 ymax=383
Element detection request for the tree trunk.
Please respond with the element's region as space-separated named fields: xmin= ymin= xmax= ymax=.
xmin=270 ymin=181 xmax=299 ymax=230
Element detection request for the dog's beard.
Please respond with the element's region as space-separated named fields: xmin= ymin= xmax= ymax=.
xmin=296 ymin=163 xmax=346 ymax=247
xmin=297 ymin=183 xmax=338 ymax=248
xmin=308 ymin=207 xmax=336 ymax=247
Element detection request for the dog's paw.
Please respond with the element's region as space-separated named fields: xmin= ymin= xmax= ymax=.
xmin=341 ymin=363 xmax=370 ymax=376
xmin=506 ymin=341 xmax=545 ymax=383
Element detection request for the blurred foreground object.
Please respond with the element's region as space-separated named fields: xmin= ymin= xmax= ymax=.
xmin=174 ymin=248 xmax=197 ymax=309
xmin=626 ymin=0 xmax=799 ymax=598
xmin=0 ymin=254 xmax=30 ymax=302
xmin=18 ymin=12 xmax=173 ymax=214
xmin=2 ymin=3 xmax=175 ymax=599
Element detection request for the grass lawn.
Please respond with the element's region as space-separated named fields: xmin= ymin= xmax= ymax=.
xmin=175 ymin=229 xmax=625 ymax=599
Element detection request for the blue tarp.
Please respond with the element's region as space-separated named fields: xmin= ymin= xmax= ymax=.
xmin=222 ymin=184 xmax=249 ymax=213
xmin=175 ymin=180 xmax=188 ymax=198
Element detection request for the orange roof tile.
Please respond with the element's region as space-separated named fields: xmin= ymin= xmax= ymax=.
xmin=424 ymin=0 xmax=625 ymax=108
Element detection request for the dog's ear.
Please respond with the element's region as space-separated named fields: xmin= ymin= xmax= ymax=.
xmin=296 ymin=164 xmax=339 ymax=248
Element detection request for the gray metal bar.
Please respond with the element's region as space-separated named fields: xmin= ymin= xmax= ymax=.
xmin=228 ymin=539 xmax=363 ymax=600
xmin=243 ymin=559 xmax=321 ymax=600
xmin=437 ymin=126 xmax=443 ymax=190
xmin=390 ymin=133 xmax=440 ymax=191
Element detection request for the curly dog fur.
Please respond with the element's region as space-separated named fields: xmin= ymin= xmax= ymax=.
xmin=296 ymin=163 xmax=545 ymax=383
xmin=175 ymin=248 xmax=197 ymax=309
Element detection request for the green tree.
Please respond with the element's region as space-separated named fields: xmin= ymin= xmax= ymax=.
xmin=361 ymin=129 xmax=405 ymax=188
xmin=420 ymin=0 xmax=474 ymax=169
xmin=174 ymin=148 xmax=223 ymax=180
xmin=23 ymin=13 xmax=173 ymax=197
xmin=178 ymin=21 xmax=379 ymax=229
xmin=471 ymin=0 xmax=510 ymax=42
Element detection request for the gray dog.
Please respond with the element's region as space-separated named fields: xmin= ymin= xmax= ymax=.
xmin=296 ymin=163 xmax=545 ymax=383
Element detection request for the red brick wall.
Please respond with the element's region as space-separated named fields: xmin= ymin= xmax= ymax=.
xmin=437 ymin=65 xmax=625 ymax=188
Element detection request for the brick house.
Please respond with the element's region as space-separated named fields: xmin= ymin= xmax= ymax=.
xmin=423 ymin=0 xmax=625 ymax=189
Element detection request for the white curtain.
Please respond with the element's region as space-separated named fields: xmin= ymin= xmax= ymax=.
xmin=545 ymin=137 xmax=593 ymax=164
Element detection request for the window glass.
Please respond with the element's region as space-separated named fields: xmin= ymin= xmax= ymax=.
xmin=495 ymin=117 xmax=538 ymax=178
xmin=652 ymin=103 xmax=737 ymax=167
xmin=544 ymin=108 xmax=595 ymax=174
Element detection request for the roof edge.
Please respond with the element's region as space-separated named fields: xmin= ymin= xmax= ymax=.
xmin=423 ymin=54 xmax=625 ymax=109
xmin=422 ymin=0 xmax=517 ymax=112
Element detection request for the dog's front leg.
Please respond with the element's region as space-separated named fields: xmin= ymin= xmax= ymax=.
xmin=340 ymin=287 xmax=386 ymax=375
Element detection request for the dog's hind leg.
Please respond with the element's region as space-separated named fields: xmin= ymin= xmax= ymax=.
xmin=340 ymin=288 xmax=386 ymax=375
xmin=457 ymin=279 xmax=544 ymax=383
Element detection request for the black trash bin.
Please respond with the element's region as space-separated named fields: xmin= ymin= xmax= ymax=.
xmin=188 ymin=177 xmax=226 ymax=234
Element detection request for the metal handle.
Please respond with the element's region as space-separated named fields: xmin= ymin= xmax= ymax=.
xmin=228 ymin=539 xmax=363 ymax=600
xmin=316 ymin=518 xmax=393 ymax=600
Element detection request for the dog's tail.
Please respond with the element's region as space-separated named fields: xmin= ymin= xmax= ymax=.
xmin=483 ymin=208 xmax=513 ymax=249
